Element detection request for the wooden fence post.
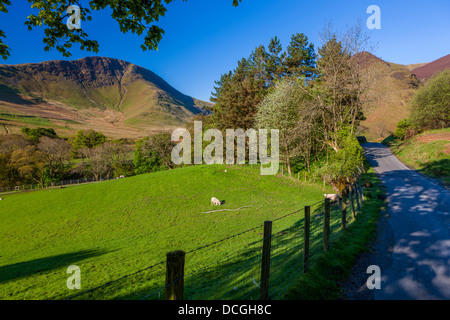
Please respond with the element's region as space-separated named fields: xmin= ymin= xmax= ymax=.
xmin=323 ymin=199 xmax=331 ymax=252
xmin=165 ymin=250 xmax=185 ymax=300
xmin=354 ymin=182 xmax=361 ymax=212
xmin=260 ymin=221 xmax=272 ymax=300
xmin=303 ymin=206 xmax=311 ymax=273
xmin=349 ymin=185 xmax=356 ymax=219
xmin=341 ymin=189 xmax=347 ymax=230
xmin=358 ymin=179 xmax=364 ymax=204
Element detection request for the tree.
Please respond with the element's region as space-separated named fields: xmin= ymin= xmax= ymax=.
xmin=133 ymin=132 xmax=175 ymax=174
xmin=38 ymin=136 xmax=72 ymax=181
xmin=211 ymin=57 xmax=266 ymax=130
xmin=0 ymin=134 xmax=31 ymax=188
xmin=409 ymin=70 xmax=450 ymax=130
xmin=300 ymin=23 xmax=372 ymax=154
xmin=255 ymin=78 xmax=305 ymax=175
xmin=21 ymin=127 xmax=58 ymax=141
xmin=285 ymin=33 xmax=317 ymax=80
xmin=0 ymin=0 xmax=242 ymax=60
xmin=70 ymin=129 xmax=107 ymax=154
xmin=81 ymin=142 xmax=131 ymax=180
xmin=10 ymin=145 xmax=48 ymax=187
xmin=211 ymin=33 xmax=317 ymax=130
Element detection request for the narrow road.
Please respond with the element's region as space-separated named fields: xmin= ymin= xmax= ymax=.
xmin=362 ymin=142 xmax=450 ymax=300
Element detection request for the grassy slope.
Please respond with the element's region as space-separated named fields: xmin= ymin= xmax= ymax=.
xmin=0 ymin=164 xmax=333 ymax=300
xmin=384 ymin=128 xmax=450 ymax=187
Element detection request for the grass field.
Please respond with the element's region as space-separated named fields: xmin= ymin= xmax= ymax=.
xmin=0 ymin=164 xmax=333 ymax=300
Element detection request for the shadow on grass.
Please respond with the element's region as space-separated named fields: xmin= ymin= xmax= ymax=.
xmin=419 ymin=159 xmax=450 ymax=179
xmin=74 ymin=201 xmax=348 ymax=300
xmin=0 ymin=250 xmax=106 ymax=284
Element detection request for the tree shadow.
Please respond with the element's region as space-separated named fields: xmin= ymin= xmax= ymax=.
xmin=419 ymin=159 xmax=450 ymax=187
xmin=100 ymin=202 xmax=347 ymax=301
xmin=0 ymin=249 xmax=107 ymax=284
xmin=360 ymin=142 xmax=450 ymax=298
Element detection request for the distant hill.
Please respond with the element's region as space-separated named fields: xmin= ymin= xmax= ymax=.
xmin=355 ymin=52 xmax=421 ymax=140
xmin=355 ymin=52 xmax=449 ymax=140
xmin=0 ymin=57 xmax=212 ymax=138
xmin=412 ymin=54 xmax=450 ymax=80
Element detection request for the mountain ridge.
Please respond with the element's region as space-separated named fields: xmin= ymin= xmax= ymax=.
xmin=0 ymin=56 xmax=211 ymax=138
xmin=411 ymin=54 xmax=450 ymax=80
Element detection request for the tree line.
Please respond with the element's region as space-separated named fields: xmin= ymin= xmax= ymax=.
xmin=0 ymin=128 xmax=175 ymax=190
xmin=195 ymin=23 xmax=373 ymax=192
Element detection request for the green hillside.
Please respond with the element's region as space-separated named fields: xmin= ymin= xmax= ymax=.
xmin=386 ymin=128 xmax=450 ymax=186
xmin=0 ymin=164 xmax=332 ymax=300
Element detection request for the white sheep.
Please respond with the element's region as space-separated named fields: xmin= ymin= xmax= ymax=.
xmin=324 ymin=194 xmax=340 ymax=203
xmin=211 ymin=197 xmax=221 ymax=206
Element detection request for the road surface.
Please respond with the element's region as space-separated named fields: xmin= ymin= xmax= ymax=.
xmin=362 ymin=142 xmax=450 ymax=300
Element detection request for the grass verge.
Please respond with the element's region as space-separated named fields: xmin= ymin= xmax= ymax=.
xmin=281 ymin=167 xmax=386 ymax=300
xmin=382 ymin=128 xmax=450 ymax=187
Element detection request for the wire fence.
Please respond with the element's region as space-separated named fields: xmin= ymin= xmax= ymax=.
xmin=0 ymin=176 xmax=124 ymax=194
xmin=66 ymin=174 xmax=365 ymax=301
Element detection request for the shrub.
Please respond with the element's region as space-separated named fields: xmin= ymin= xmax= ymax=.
xmin=409 ymin=69 xmax=450 ymax=130
xmin=316 ymin=128 xmax=364 ymax=193
xmin=393 ymin=118 xmax=415 ymax=140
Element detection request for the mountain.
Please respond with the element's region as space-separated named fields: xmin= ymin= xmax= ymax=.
xmin=354 ymin=52 xmax=449 ymax=140
xmin=355 ymin=52 xmax=421 ymax=140
xmin=411 ymin=54 xmax=450 ymax=80
xmin=0 ymin=57 xmax=212 ymax=138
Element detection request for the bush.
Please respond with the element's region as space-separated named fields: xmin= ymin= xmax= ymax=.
xmin=316 ymin=128 xmax=364 ymax=193
xmin=21 ymin=127 xmax=57 ymax=140
xmin=409 ymin=69 xmax=450 ymax=130
xmin=393 ymin=118 xmax=415 ymax=140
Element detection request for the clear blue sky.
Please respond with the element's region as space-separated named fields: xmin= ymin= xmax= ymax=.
xmin=1 ymin=0 xmax=449 ymax=102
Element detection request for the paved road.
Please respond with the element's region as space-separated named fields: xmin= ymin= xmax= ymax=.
xmin=363 ymin=143 xmax=450 ymax=300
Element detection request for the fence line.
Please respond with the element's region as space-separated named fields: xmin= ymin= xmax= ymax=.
xmin=0 ymin=176 xmax=123 ymax=194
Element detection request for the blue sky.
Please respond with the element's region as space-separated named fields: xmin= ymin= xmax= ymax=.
xmin=1 ymin=0 xmax=449 ymax=102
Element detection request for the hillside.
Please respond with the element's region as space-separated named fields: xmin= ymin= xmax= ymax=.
xmin=356 ymin=52 xmax=420 ymax=140
xmin=0 ymin=57 xmax=212 ymax=139
xmin=412 ymin=54 xmax=450 ymax=81
xmin=356 ymin=52 xmax=450 ymax=141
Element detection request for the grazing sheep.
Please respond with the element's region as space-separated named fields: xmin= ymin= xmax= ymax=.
xmin=211 ymin=197 xmax=221 ymax=206
xmin=0 ymin=198 xmax=3 ymax=200
xmin=324 ymin=194 xmax=340 ymax=203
